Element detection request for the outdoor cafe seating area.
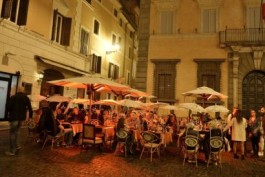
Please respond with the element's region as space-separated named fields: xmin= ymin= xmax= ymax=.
xmin=26 ymin=75 xmax=230 ymax=167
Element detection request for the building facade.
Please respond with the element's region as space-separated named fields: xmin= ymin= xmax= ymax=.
xmin=135 ymin=0 xmax=265 ymax=116
xmin=0 ymin=0 xmax=139 ymax=120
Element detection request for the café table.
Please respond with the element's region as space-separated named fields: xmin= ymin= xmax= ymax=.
xmin=62 ymin=122 xmax=83 ymax=136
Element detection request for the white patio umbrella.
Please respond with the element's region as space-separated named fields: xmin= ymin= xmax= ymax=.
xmin=182 ymin=86 xmax=228 ymax=107
xmin=46 ymin=95 xmax=71 ymax=102
xmin=117 ymin=99 xmax=146 ymax=109
xmin=28 ymin=94 xmax=46 ymax=102
xmin=145 ymin=102 xmax=169 ymax=109
xmin=159 ymin=105 xmax=178 ymax=111
xmin=48 ymin=74 xmax=129 ymax=111
xmin=205 ymin=105 xmax=229 ymax=113
xmin=93 ymin=99 xmax=119 ymax=106
xmin=70 ymin=98 xmax=94 ymax=105
xmin=179 ymin=103 xmax=205 ymax=113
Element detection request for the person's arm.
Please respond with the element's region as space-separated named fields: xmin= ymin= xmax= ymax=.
xmin=223 ymin=118 xmax=233 ymax=132
xmin=26 ymin=96 xmax=33 ymax=119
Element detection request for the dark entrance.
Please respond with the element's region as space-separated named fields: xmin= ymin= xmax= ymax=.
xmin=242 ymin=70 xmax=265 ymax=118
xmin=40 ymin=69 xmax=64 ymax=97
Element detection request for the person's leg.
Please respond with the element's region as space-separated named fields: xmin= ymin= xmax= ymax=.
xmin=233 ymin=141 xmax=239 ymax=158
xmin=252 ymin=136 xmax=259 ymax=156
xmin=16 ymin=121 xmax=22 ymax=149
xmin=240 ymin=141 xmax=245 ymax=159
xmin=8 ymin=121 xmax=19 ymax=154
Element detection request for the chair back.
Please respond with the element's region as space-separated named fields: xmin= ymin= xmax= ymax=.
xmin=184 ymin=129 xmax=199 ymax=149
xmin=209 ymin=128 xmax=223 ymax=151
xmin=28 ymin=119 xmax=36 ymax=131
xmin=142 ymin=131 xmax=160 ymax=144
xmin=116 ymin=129 xmax=128 ymax=140
xmin=90 ymin=119 xmax=99 ymax=125
xmin=83 ymin=124 xmax=96 ymax=140
xmin=184 ymin=135 xmax=199 ymax=148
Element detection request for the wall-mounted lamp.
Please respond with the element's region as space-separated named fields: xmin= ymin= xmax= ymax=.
xmin=37 ymin=72 xmax=44 ymax=85
xmin=2 ymin=52 xmax=16 ymax=65
xmin=106 ymin=44 xmax=120 ymax=55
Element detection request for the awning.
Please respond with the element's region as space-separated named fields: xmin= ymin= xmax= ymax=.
xmin=35 ymin=55 xmax=89 ymax=75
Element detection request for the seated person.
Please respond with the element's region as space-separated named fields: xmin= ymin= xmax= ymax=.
xmin=55 ymin=108 xmax=65 ymax=121
xmin=125 ymin=111 xmax=140 ymax=130
xmin=67 ymin=107 xmax=84 ymax=123
xmin=91 ymin=108 xmax=104 ymax=125
xmin=113 ymin=114 xmax=136 ymax=154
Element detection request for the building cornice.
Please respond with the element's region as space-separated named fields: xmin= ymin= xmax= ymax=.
xmin=151 ymin=59 xmax=180 ymax=64
xmin=196 ymin=0 xmax=223 ymax=8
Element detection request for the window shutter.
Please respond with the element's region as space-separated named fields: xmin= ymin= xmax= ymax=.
xmin=61 ymin=17 xmax=72 ymax=46
xmin=51 ymin=9 xmax=58 ymax=41
xmin=209 ymin=9 xmax=216 ymax=33
xmin=1 ymin=0 xmax=12 ymax=18
xmin=80 ymin=29 xmax=88 ymax=55
xmin=97 ymin=56 xmax=101 ymax=74
xmin=115 ymin=65 xmax=119 ymax=79
xmin=203 ymin=10 xmax=209 ymax=32
xmin=17 ymin=0 xmax=29 ymax=25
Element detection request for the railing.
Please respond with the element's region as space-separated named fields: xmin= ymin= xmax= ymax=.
xmin=219 ymin=28 xmax=265 ymax=46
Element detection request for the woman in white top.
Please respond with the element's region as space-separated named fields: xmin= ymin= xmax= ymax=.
xmin=224 ymin=109 xmax=247 ymax=159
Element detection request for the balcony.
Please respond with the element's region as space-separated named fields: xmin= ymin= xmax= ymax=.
xmin=219 ymin=28 xmax=265 ymax=47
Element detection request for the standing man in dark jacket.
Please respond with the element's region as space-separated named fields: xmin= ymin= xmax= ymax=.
xmin=6 ymin=86 xmax=33 ymax=155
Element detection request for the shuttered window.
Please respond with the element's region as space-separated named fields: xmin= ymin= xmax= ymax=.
xmin=51 ymin=10 xmax=72 ymax=46
xmin=91 ymin=54 xmax=101 ymax=74
xmin=248 ymin=7 xmax=260 ymax=28
xmin=160 ymin=11 xmax=173 ymax=34
xmin=202 ymin=9 xmax=216 ymax=33
xmin=157 ymin=73 xmax=172 ymax=99
xmin=1 ymin=0 xmax=29 ymax=26
xmin=80 ymin=28 xmax=89 ymax=55
xmin=152 ymin=59 xmax=180 ymax=103
xmin=108 ymin=63 xmax=119 ymax=80
xmin=94 ymin=19 xmax=100 ymax=35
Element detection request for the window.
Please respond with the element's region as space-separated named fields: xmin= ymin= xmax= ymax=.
xmin=77 ymin=88 xmax=85 ymax=98
xmin=80 ymin=28 xmax=89 ymax=55
xmin=160 ymin=11 xmax=173 ymax=34
xmin=1 ymin=0 xmax=29 ymax=25
xmin=248 ymin=7 xmax=260 ymax=28
xmin=129 ymin=31 xmax=133 ymax=38
xmin=194 ymin=59 xmax=225 ymax=92
xmin=108 ymin=63 xmax=119 ymax=80
xmin=119 ymin=18 xmax=123 ymax=27
xmin=114 ymin=8 xmax=118 ymax=17
xmin=202 ymin=8 xmax=216 ymax=33
xmin=94 ymin=19 xmax=100 ymax=35
xmin=51 ymin=10 xmax=72 ymax=46
xmin=112 ymin=34 xmax=116 ymax=45
xmin=91 ymin=54 xmax=101 ymax=73
xmin=152 ymin=59 xmax=179 ymax=103
xmin=127 ymin=71 xmax=131 ymax=85
xmin=128 ymin=46 xmax=133 ymax=59
xmin=118 ymin=36 xmax=121 ymax=46
xmin=85 ymin=0 xmax=92 ymax=4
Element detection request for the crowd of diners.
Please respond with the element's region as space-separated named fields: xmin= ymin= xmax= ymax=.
xmin=31 ymin=101 xmax=265 ymax=162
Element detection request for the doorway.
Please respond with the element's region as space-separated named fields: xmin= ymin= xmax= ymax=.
xmin=242 ymin=70 xmax=265 ymax=118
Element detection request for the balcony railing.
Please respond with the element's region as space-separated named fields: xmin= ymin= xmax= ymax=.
xmin=219 ymin=28 xmax=265 ymax=46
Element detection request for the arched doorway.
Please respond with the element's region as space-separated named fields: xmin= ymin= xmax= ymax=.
xmin=40 ymin=69 xmax=64 ymax=96
xmin=242 ymin=70 xmax=265 ymax=118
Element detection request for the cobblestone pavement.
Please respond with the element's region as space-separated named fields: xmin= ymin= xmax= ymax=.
xmin=1 ymin=128 xmax=265 ymax=177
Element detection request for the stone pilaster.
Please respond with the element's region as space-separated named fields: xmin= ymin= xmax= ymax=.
xmin=72 ymin=0 xmax=82 ymax=53
xmin=134 ymin=0 xmax=151 ymax=92
xmin=252 ymin=47 xmax=264 ymax=70
xmin=232 ymin=53 xmax=239 ymax=108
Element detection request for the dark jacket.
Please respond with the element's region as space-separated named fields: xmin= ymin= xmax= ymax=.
xmin=7 ymin=92 xmax=33 ymax=121
xmin=38 ymin=107 xmax=60 ymax=136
